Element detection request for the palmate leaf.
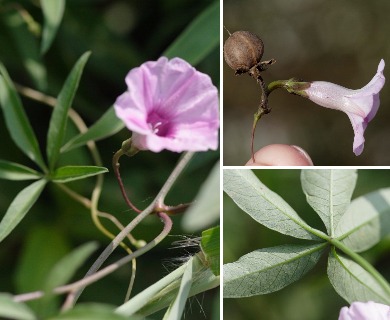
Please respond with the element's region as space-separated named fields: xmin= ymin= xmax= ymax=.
xmin=335 ymin=188 xmax=390 ymax=252
xmin=51 ymin=166 xmax=108 ymax=183
xmin=301 ymin=169 xmax=357 ymax=236
xmin=327 ymin=247 xmax=390 ymax=304
xmin=223 ymin=243 xmax=327 ymax=298
xmin=0 ymin=160 xmax=42 ymax=181
xmin=223 ymin=169 xmax=322 ymax=240
xmin=0 ymin=65 xmax=47 ymax=171
xmin=46 ymin=52 xmax=91 ymax=170
xmin=0 ymin=179 xmax=47 ymax=243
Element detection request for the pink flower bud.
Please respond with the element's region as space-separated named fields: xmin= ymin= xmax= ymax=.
xmin=339 ymin=301 xmax=390 ymax=320
xmin=304 ymin=60 xmax=385 ymax=156
xmin=114 ymin=57 xmax=219 ymax=153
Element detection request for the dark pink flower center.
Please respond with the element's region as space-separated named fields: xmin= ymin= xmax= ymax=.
xmin=147 ymin=111 xmax=174 ymax=137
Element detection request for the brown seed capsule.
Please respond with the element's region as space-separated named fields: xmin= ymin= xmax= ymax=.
xmin=224 ymin=31 xmax=264 ymax=75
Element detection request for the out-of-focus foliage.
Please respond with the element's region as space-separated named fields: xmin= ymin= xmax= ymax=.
xmin=0 ymin=1 xmax=219 ymax=319
xmin=224 ymin=169 xmax=390 ymax=320
xmin=223 ymin=0 xmax=390 ymax=165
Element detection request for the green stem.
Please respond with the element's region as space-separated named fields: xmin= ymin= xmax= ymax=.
xmin=65 ymin=151 xmax=194 ymax=306
xmin=14 ymin=212 xmax=172 ymax=306
xmin=266 ymin=80 xmax=289 ymax=95
xmin=16 ymin=83 xmax=119 ymax=245
xmin=61 ymin=212 xmax=173 ymax=311
xmin=251 ymin=109 xmax=264 ymax=163
xmin=330 ymin=238 xmax=390 ymax=296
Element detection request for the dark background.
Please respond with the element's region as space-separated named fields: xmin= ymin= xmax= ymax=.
xmin=223 ymin=0 xmax=390 ymax=165
xmin=0 ymin=0 xmax=220 ymax=318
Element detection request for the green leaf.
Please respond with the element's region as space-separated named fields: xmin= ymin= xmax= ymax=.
xmin=301 ymin=169 xmax=357 ymax=236
xmin=44 ymin=242 xmax=98 ymax=291
xmin=200 ymin=226 xmax=220 ymax=276
xmin=116 ymin=255 xmax=219 ymax=317
xmin=40 ymin=242 xmax=98 ymax=317
xmin=0 ymin=160 xmax=42 ymax=181
xmin=15 ymin=225 xmax=69 ymax=315
xmin=51 ymin=166 xmax=108 ymax=183
xmin=61 ymin=106 xmax=124 ymax=153
xmin=163 ymin=1 xmax=219 ymax=65
xmin=0 ymin=179 xmax=47 ymax=243
xmin=0 ymin=65 xmax=47 ymax=171
xmin=40 ymin=0 xmax=66 ymax=54
xmin=224 ymin=243 xmax=326 ymax=298
xmin=3 ymin=10 xmax=47 ymax=90
xmin=116 ymin=261 xmax=187 ymax=316
xmin=327 ymin=247 xmax=390 ymax=304
xmin=335 ymin=188 xmax=390 ymax=252
xmin=162 ymin=259 xmax=193 ymax=320
xmin=223 ymin=169 xmax=322 ymax=240
xmin=0 ymin=293 xmax=36 ymax=320
xmin=49 ymin=304 xmax=131 ymax=320
xmin=46 ymin=52 xmax=91 ymax=170
xmin=182 ymin=161 xmax=219 ymax=232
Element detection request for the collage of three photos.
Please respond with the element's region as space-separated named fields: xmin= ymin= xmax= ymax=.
xmin=0 ymin=0 xmax=389 ymax=319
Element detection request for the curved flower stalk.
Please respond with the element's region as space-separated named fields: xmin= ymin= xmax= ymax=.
xmin=339 ymin=301 xmax=390 ymax=320
xmin=114 ymin=57 xmax=219 ymax=153
xmin=303 ymin=59 xmax=385 ymax=156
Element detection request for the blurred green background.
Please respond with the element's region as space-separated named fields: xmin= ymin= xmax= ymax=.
xmin=223 ymin=0 xmax=389 ymax=165
xmin=0 ymin=0 xmax=219 ymax=318
xmin=223 ymin=169 xmax=390 ymax=320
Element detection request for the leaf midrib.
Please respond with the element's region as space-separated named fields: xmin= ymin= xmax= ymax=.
xmin=225 ymin=243 xmax=327 ymax=284
xmin=239 ymin=172 xmax=318 ymax=238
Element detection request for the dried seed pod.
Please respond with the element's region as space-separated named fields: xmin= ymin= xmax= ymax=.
xmin=224 ymin=31 xmax=264 ymax=75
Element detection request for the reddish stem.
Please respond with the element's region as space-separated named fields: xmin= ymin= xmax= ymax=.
xmin=113 ymin=149 xmax=142 ymax=213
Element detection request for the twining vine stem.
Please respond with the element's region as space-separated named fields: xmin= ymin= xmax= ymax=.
xmin=15 ymin=83 xmax=138 ymax=303
xmin=13 ymin=212 xmax=172 ymax=305
xmin=14 ymin=84 xmax=197 ymax=308
xmin=63 ymin=151 xmax=195 ymax=307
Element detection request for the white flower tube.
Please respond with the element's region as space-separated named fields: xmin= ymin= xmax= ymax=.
xmin=304 ymin=60 xmax=385 ymax=156
xmin=339 ymin=301 xmax=390 ymax=320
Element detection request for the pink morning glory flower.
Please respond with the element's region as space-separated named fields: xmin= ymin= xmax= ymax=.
xmin=303 ymin=59 xmax=385 ymax=156
xmin=114 ymin=57 xmax=219 ymax=153
xmin=339 ymin=301 xmax=390 ymax=320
